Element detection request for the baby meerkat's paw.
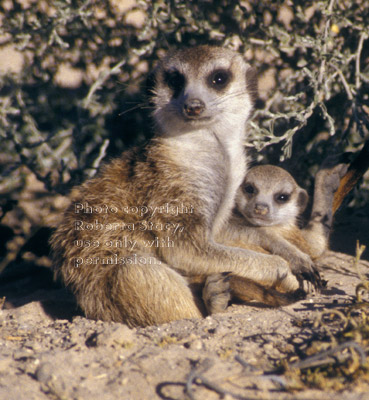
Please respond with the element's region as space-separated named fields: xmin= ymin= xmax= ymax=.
xmin=288 ymin=253 xmax=322 ymax=292
xmin=316 ymin=162 xmax=349 ymax=196
xmin=313 ymin=159 xmax=349 ymax=234
xmin=203 ymin=272 xmax=232 ymax=314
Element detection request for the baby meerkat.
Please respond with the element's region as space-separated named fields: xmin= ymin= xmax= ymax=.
xmin=51 ymin=45 xmax=323 ymax=327
xmin=205 ymin=161 xmax=347 ymax=313
xmin=232 ymin=164 xmax=347 ymax=283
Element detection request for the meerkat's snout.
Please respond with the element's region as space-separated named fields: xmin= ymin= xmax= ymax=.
xmin=254 ymin=203 xmax=269 ymax=216
xmin=183 ymin=98 xmax=206 ymax=118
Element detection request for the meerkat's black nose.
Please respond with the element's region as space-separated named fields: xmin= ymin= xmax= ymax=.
xmin=254 ymin=203 xmax=269 ymax=216
xmin=183 ymin=98 xmax=205 ymax=118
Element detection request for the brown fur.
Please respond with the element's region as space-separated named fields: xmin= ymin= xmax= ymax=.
xmin=228 ymin=275 xmax=305 ymax=306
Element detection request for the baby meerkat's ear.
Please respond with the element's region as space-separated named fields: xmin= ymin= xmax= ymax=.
xmin=245 ymin=66 xmax=258 ymax=106
xmin=297 ymin=188 xmax=309 ymax=213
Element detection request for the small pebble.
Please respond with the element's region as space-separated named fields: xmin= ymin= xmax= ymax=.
xmin=35 ymin=362 xmax=53 ymax=384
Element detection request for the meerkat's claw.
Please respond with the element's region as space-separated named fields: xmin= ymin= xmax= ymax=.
xmin=296 ymin=267 xmax=323 ymax=293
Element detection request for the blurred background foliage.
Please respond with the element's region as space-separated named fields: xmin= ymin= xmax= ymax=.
xmin=0 ymin=0 xmax=368 ymax=270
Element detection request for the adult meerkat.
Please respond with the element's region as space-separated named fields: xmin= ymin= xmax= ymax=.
xmin=51 ymin=45 xmax=320 ymax=327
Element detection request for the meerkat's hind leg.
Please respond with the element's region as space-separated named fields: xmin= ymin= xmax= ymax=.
xmin=202 ymin=273 xmax=306 ymax=313
xmin=229 ymin=275 xmax=306 ymax=306
xmin=82 ymin=262 xmax=205 ymax=327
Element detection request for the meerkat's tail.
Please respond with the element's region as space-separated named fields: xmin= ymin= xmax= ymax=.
xmin=228 ymin=275 xmax=306 ymax=307
xmin=333 ymin=140 xmax=369 ymax=214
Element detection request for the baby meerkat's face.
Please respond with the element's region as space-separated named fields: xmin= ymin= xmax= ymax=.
xmin=235 ymin=165 xmax=308 ymax=227
xmin=151 ymin=45 xmax=257 ymax=136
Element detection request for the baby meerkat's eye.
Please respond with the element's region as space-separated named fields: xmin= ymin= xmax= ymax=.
xmin=208 ymin=69 xmax=232 ymax=90
xmin=243 ymin=184 xmax=255 ymax=195
xmin=165 ymin=70 xmax=185 ymax=96
xmin=275 ymin=193 xmax=290 ymax=203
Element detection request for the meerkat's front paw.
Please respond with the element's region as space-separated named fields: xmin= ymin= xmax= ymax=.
xmin=203 ymin=272 xmax=232 ymax=314
xmin=288 ymin=253 xmax=322 ymax=292
xmin=266 ymin=255 xmax=300 ymax=292
xmin=275 ymin=270 xmax=300 ymax=293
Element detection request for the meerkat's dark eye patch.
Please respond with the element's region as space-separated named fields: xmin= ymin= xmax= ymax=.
xmin=164 ymin=70 xmax=185 ymax=97
xmin=208 ymin=69 xmax=232 ymax=90
xmin=275 ymin=193 xmax=291 ymax=203
xmin=243 ymin=183 xmax=256 ymax=195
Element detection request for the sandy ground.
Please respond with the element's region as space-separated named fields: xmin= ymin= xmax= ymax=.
xmin=1 ymin=247 xmax=369 ymax=400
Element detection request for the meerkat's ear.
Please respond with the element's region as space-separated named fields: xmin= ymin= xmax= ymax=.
xmin=297 ymin=189 xmax=309 ymax=213
xmin=245 ymin=66 xmax=258 ymax=106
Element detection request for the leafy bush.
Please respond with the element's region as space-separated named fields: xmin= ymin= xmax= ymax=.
xmin=0 ymin=0 xmax=368 ymax=268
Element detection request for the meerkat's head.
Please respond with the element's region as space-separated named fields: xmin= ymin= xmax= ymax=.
xmin=235 ymin=165 xmax=308 ymax=227
xmin=150 ymin=45 xmax=257 ymax=136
